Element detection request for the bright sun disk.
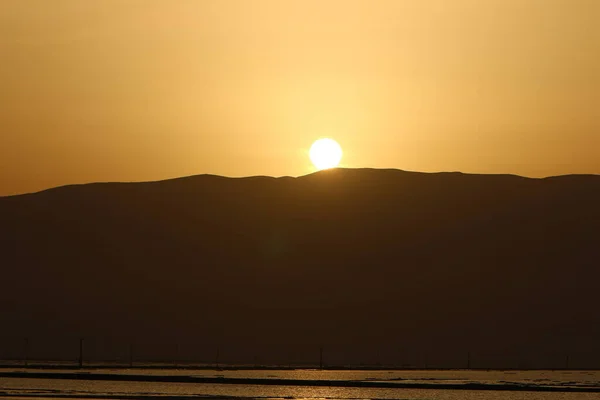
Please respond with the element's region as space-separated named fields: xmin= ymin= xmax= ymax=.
xmin=309 ymin=138 xmax=343 ymax=170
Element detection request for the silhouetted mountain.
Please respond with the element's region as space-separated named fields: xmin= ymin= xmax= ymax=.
xmin=1 ymin=168 xmax=599 ymax=368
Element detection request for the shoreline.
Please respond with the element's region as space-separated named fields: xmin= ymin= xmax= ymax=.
xmin=1 ymin=371 xmax=599 ymax=393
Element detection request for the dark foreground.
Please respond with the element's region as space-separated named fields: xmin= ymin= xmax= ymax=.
xmin=2 ymin=169 xmax=600 ymax=368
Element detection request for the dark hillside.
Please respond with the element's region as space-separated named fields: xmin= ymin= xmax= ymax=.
xmin=1 ymin=168 xmax=599 ymax=367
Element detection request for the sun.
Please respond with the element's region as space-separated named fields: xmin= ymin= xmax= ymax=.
xmin=309 ymin=138 xmax=343 ymax=170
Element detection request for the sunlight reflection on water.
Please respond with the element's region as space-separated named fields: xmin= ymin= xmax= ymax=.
xmin=1 ymin=369 xmax=600 ymax=400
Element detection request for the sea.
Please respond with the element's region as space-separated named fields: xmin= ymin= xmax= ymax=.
xmin=1 ymin=367 xmax=600 ymax=400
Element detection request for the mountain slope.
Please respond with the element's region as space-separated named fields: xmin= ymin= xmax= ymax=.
xmin=1 ymin=168 xmax=599 ymax=367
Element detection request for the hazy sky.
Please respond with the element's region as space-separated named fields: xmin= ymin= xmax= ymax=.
xmin=1 ymin=0 xmax=599 ymax=195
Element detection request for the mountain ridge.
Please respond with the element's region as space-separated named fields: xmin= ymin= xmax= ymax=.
xmin=3 ymin=167 xmax=599 ymax=199
xmin=1 ymin=167 xmax=599 ymax=367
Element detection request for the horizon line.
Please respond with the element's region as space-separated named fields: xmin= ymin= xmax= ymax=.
xmin=2 ymin=167 xmax=599 ymax=198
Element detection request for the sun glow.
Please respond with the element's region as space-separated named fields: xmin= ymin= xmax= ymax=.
xmin=309 ymin=138 xmax=343 ymax=170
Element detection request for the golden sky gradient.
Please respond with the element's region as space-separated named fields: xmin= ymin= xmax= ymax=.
xmin=1 ymin=0 xmax=599 ymax=195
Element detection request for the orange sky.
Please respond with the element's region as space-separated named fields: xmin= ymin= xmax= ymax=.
xmin=1 ymin=0 xmax=599 ymax=195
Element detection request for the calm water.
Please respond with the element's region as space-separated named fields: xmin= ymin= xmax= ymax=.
xmin=1 ymin=369 xmax=599 ymax=400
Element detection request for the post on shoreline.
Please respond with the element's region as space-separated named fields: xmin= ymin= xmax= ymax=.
xmin=319 ymin=346 xmax=323 ymax=369
xmin=174 ymin=343 xmax=179 ymax=368
xmin=129 ymin=343 xmax=134 ymax=368
xmin=79 ymin=338 xmax=84 ymax=368
xmin=23 ymin=338 xmax=29 ymax=367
